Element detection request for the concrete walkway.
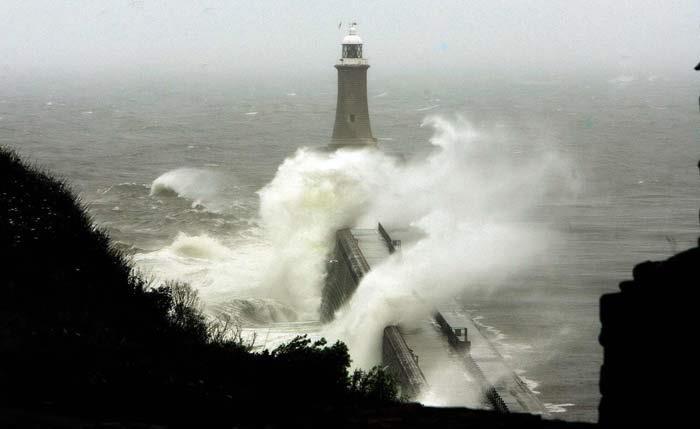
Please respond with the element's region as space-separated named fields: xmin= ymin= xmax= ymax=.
xmin=437 ymin=306 xmax=549 ymax=415
xmin=351 ymin=228 xmax=393 ymax=268
xmin=399 ymin=317 xmax=491 ymax=409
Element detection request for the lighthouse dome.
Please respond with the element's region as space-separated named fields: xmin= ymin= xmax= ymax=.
xmin=342 ymin=23 xmax=362 ymax=44
xmin=342 ymin=34 xmax=362 ymax=45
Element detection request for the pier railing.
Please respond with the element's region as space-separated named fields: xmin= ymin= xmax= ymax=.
xmin=382 ymin=326 xmax=428 ymax=399
xmin=378 ymin=222 xmax=400 ymax=254
xmin=337 ymin=229 xmax=370 ymax=284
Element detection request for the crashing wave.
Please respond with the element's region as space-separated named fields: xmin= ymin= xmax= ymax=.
xmin=212 ymin=298 xmax=298 ymax=326
xmin=166 ymin=233 xmax=234 ymax=260
xmin=150 ymin=168 xmax=227 ymax=212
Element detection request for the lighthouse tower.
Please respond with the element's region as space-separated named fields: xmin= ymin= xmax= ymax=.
xmin=330 ymin=22 xmax=377 ymax=148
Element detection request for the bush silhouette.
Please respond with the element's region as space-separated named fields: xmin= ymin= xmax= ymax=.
xmin=0 ymin=146 xmax=397 ymax=425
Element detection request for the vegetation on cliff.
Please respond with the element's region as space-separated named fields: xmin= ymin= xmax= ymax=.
xmin=0 ymin=147 xmax=396 ymax=425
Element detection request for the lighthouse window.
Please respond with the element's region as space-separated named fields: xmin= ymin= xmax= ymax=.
xmin=342 ymin=44 xmax=362 ymax=59
xmin=350 ymin=114 xmax=356 ymax=122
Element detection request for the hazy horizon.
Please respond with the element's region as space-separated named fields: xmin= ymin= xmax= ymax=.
xmin=2 ymin=0 xmax=699 ymax=81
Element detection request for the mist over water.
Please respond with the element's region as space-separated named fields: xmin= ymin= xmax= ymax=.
xmin=318 ymin=116 xmax=573 ymax=367
xmin=132 ymin=114 xmax=573 ymax=371
xmin=132 ymin=114 xmax=574 ymax=388
xmin=3 ymin=72 xmax=698 ymax=422
xmin=3 ymin=1 xmax=699 ymax=423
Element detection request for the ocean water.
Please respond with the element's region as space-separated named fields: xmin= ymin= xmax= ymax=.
xmin=1 ymin=72 xmax=698 ymax=423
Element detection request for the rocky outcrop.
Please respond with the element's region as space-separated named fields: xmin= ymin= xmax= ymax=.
xmin=599 ymin=245 xmax=698 ymax=426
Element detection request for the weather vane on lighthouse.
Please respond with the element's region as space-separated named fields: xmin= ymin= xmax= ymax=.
xmin=329 ymin=21 xmax=377 ymax=148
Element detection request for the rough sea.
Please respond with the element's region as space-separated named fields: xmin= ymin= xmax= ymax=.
xmin=1 ymin=71 xmax=698 ymax=423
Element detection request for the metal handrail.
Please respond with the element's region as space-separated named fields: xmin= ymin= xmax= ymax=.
xmin=377 ymin=222 xmax=395 ymax=253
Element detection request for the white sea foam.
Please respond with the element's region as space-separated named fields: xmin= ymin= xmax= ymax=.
xmin=134 ymin=231 xmax=271 ymax=303
xmin=254 ymin=115 xmax=573 ymax=367
xmin=137 ymin=115 xmax=573 ymax=379
xmin=473 ymin=316 xmax=508 ymax=343
xmin=415 ymin=363 xmax=482 ymax=407
xmin=544 ymin=403 xmax=575 ymax=413
xmin=515 ymin=370 xmax=541 ymax=394
xmin=168 ymin=233 xmax=234 ymax=260
xmin=150 ymin=168 xmax=228 ymax=212
xmin=256 ymin=147 xmax=389 ymax=315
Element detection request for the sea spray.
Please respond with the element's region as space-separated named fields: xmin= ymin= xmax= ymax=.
xmin=136 ymin=116 xmax=573 ymax=368
xmin=253 ymin=115 xmax=571 ymax=336
xmin=256 ymin=148 xmax=396 ymax=315
xmin=134 ymin=231 xmax=272 ymax=303
xmin=324 ymin=215 xmax=550 ymax=367
xmin=150 ymin=167 xmax=231 ymax=212
xmin=165 ymin=232 xmax=235 ymax=260
xmin=137 ymin=148 xmax=392 ymax=317
xmin=318 ymin=116 xmax=572 ymax=367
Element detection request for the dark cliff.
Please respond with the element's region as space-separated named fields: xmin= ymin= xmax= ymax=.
xmin=0 ymin=147 xmax=396 ymax=426
xmin=599 ymin=244 xmax=698 ymax=426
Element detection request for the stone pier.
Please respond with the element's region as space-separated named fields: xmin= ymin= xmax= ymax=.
xmin=320 ymin=223 xmax=549 ymax=416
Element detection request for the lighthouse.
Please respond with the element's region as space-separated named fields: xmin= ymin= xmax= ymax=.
xmin=330 ymin=22 xmax=377 ymax=148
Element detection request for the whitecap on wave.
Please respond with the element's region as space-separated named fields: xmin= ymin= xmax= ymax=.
xmin=133 ymin=231 xmax=271 ymax=303
xmin=150 ymin=168 xmax=231 ymax=213
xmin=166 ymin=233 xmax=234 ymax=260
xmin=544 ymin=403 xmax=575 ymax=413
xmin=212 ymin=298 xmax=298 ymax=326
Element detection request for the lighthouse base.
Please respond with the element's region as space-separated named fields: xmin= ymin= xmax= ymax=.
xmin=328 ymin=138 xmax=378 ymax=150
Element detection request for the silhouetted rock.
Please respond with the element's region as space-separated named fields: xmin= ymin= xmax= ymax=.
xmin=1 ymin=403 xmax=595 ymax=428
xmin=599 ymin=245 xmax=698 ymax=426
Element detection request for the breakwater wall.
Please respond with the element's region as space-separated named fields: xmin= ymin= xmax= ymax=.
xmin=382 ymin=326 xmax=429 ymax=399
xmin=433 ymin=311 xmax=509 ymax=412
xmin=320 ymin=224 xmax=546 ymax=414
xmin=432 ymin=308 xmax=549 ymax=414
xmin=320 ymin=228 xmax=370 ymax=322
xmin=320 ymin=224 xmax=429 ymax=399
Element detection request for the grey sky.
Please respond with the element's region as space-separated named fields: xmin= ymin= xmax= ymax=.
xmin=2 ymin=0 xmax=699 ymax=78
